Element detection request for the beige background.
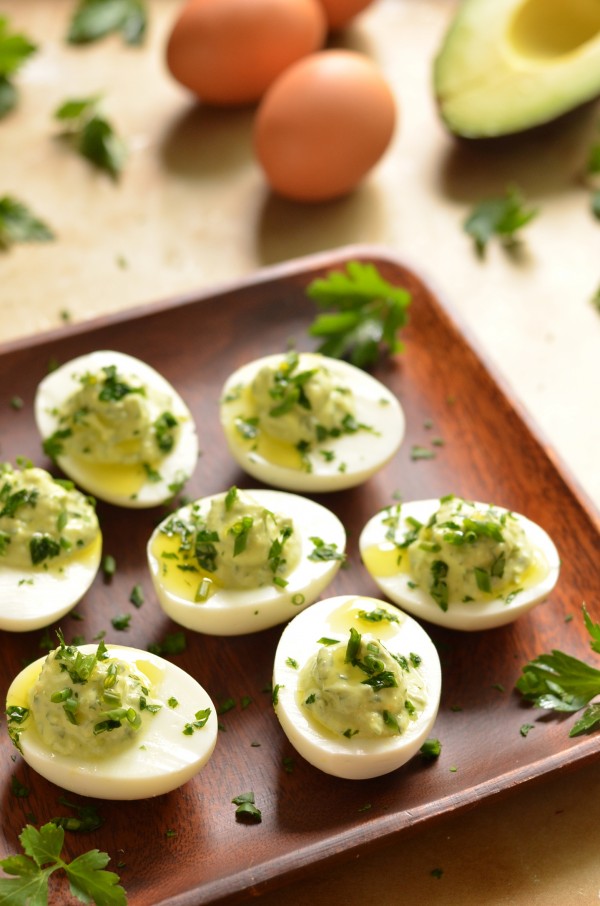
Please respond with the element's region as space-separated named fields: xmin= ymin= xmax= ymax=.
xmin=2 ymin=1 xmax=600 ymax=903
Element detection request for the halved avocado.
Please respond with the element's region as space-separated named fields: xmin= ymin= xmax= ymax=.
xmin=434 ymin=0 xmax=600 ymax=138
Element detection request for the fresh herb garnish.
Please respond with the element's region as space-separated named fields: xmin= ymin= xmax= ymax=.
xmin=67 ymin=0 xmax=147 ymax=46
xmin=516 ymin=605 xmax=600 ymax=736
xmin=420 ymin=738 xmax=442 ymax=760
xmin=0 ymin=16 xmax=37 ymax=118
xmin=183 ymin=708 xmax=211 ymax=735
xmin=51 ymin=797 xmax=103 ymax=833
xmin=129 ymin=583 xmax=144 ymax=607
xmin=308 ymin=536 xmax=345 ymax=562
xmin=0 ymin=822 xmax=126 ymax=905
xmin=464 ymin=184 xmax=538 ymax=257
xmin=231 ymin=791 xmax=262 ymax=823
xmin=147 ymin=630 xmax=186 ymax=656
xmin=54 ymin=96 xmax=127 ymax=179
xmin=0 ymin=195 xmax=54 ymax=250
xmin=102 ymin=554 xmax=116 ymax=578
xmin=110 ymin=614 xmax=131 ymax=631
xmin=305 ymin=260 xmax=411 ymax=368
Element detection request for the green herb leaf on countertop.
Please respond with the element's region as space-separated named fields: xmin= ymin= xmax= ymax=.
xmin=54 ymin=95 xmax=127 ymax=179
xmin=231 ymin=792 xmax=262 ymax=823
xmin=305 ymin=261 xmax=411 ymax=368
xmin=0 ymin=822 xmax=126 ymax=905
xmin=516 ymin=604 xmax=600 ymax=736
xmin=464 ymin=184 xmax=538 ymax=257
xmin=0 ymin=196 xmax=54 ymax=250
xmin=0 ymin=16 xmax=37 ymax=118
xmin=67 ymin=0 xmax=147 ymax=46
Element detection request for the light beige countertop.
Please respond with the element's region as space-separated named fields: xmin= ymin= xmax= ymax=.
xmin=2 ymin=1 xmax=600 ymax=904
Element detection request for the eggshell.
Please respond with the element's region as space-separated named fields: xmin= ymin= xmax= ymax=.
xmin=166 ymin=0 xmax=327 ymax=106
xmin=253 ymin=50 xmax=396 ymax=201
xmin=317 ymin=0 xmax=376 ymax=30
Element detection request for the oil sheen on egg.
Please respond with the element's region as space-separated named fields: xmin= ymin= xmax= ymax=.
xmin=6 ymin=641 xmax=218 ymax=799
xmin=253 ymin=49 xmax=396 ymax=201
xmin=359 ymin=497 xmax=561 ymax=631
xmin=273 ymin=594 xmax=442 ymax=779
xmin=34 ymin=350 xmax=199 ymax=508
xmin=219 ymin=351 xmax=405 ymax=492
xmin=166 ymin=0 xmax=326 ymax=106
xmin=148 ymin=487 xmax=346 ymax=635
xmin=0 ymin=463 xmax=101 ymax=631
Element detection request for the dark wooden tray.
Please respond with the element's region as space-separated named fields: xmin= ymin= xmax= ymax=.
xmin=1 ymin=246 xmax=599 ymax=905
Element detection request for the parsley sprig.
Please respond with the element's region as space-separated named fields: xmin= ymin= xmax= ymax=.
xmin=54 ymin=96 xmax=127 ymax=179
xmin=0 ymin=822 xmax=126 ymax=905
xmin=0 ymin=16 xmax=37 ymax=118
xmin=306 ymin=261 xmax=411 ymax=368
xmin=0 ymin=196 xmax=54 ymax=250
xmin=516 ymin=605 xmax=600 ymax=736
xmin=464 ymin=184 xmax=538 ymax=257
xmin=68 ymin=0 xmax=147 ymax=46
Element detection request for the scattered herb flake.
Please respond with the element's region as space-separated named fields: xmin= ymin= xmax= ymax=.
xmin=0 ymin=195 xmax=54 ymax=250
xmin=129 ymin=583 xmax=144 ymax=607
xmin=232 ymin=792 xmax=262 ymax=823
xmin=54 ymin=95 xmax=127 ymax=179
xmin=464 ymin=184 xmax=538 ymax=257
xmin=67 ymin=0 xmax=147 ymax=46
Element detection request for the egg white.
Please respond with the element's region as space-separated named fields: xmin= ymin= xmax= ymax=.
xmin=34 ymin=350 xmax=199 ymax=508
xmin=0 ymin=533 xmax=102 ymax=632
xmin=359 ymin=498 xmax=561 ymax=631
xmin=273 ymin=594 xmax=442 ymax=780
xmin=6 ymin=644 xmax=218 ymax=800
xmin=147 ymin=489 xmax=346 ymax=635
xmin=219 ymin=352 xmax=405 ymax=493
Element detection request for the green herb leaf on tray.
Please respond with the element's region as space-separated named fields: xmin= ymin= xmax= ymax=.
xmin=516 ymin=605 xmax=600 ymax=735
xmin=0 ymin=16 xmax=37 ymax=118
xmin=54 ymin=96 xmax=127 ymax=179
xmin=0 ymin=196 xmax=54 ymax=250
xmin=305 ymin=261 xmax=411 ymax=368
xmin=464 ymin=184 xmax=538 ymax=257
xmin=0 ymin=822 xmax=126 ymax=905
xmin=231 ymin=792 xmax=262 ymax=823
xmin=67 ymin=0 xmax=147 ymax=46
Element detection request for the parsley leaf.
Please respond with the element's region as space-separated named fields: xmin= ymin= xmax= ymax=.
xmin=306 ymin=260 xmax=411 ymax=368
xmin=231 ymin=791 xmax=262 ymax=823
xmin=0 ymin=196 xmax=54 ymax=250
xmin=516 ymin=605 xmax=600 ymax=736
xmin=54 ymin=96 xmax=127 ymax=179
xmin=464 ymin=184 xmax=538 ymax=257
xmin=67 ymin=0 xmax=147 ymax=46
xmin=0 ymin=822 xmax=126 ymax=905
xmin=0 ymin=16 xmax=37 ymax=118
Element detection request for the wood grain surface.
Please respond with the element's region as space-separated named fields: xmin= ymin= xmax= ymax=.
xmin=0 ymin=247 xmax=599 ymax=905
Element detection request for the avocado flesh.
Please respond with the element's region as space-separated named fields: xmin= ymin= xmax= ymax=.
xmin=434 ymin=0 xmax=600 ymax=138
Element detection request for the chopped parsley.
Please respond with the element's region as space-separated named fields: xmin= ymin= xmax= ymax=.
xmin=0 ymin=195 xmax=53 ymax=251
xmin=54 ymin=96 xmax=127 ymax=179
xmin=231 ymin=791 xmax=262 ymax=823
xmin=464 ymin=184 xmax=538 ymax=257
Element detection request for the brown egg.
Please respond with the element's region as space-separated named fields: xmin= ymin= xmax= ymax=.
xmin=317 ymin=0 xmax=377 ymax=30
xmin=165 ymin=0 xmax=327 ymax=107
xmin=253 ymin=50 xmax=396 ymax=202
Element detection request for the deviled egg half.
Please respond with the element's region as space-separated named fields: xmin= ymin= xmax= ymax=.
xmin=34 ymin=350 xmax=199 ymax=508
xmin=148 ymin=486 xmax=346 ymax=635
xmin=359 ymin=495 xmax=561 ymax=631
xmin=219 ymin=351 xmax=405 ymax=492
xmin=273 ymin=594 xmax=441 ymax=780
xmin=6 ymin=635 xmax=218 ymax=799
xmin=0 ymin=462 xmax=101 ymax=631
